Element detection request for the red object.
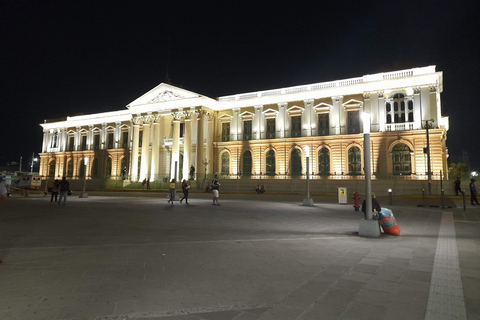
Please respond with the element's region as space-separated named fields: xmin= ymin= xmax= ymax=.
xmin=353 ymin=192 xmax=360 ymax=211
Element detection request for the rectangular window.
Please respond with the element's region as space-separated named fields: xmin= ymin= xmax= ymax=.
xmin=318 ymin=114 xmax=329 ymax=136
xmin=122 ymin=131 xmax=128 ymax=148
xmin=222 ymin=123 xmax=230 ymax=142
xmin=107 ymin=133 xmax=114 ymax=149
xmin=139 ymin=131 xmax=143 ymax=147
xmin=68 ymin=136 xmax=74 ymax=151
xmin=243 ymin=120 xmax=252 ymax=141
xmin=81 ymin=135 xmax=87 ymax=151
xmin=180 ymin=123 xmax=185 ymax=138
xmin=291 ymin=116 xmax=301 ymax=137
xmin=266 ymin=119 xmax=275 ymax=139
xmin=347 ymin=111 xmax=360 ymax=134
xmin=93 ymin=135 xmax=100 ymax=150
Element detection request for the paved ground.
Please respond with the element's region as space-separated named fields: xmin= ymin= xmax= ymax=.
xmin=0 ymin=191 xmax=479 ymax=320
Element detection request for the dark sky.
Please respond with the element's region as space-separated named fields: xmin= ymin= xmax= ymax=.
xmin=2 ymin=0 xmax=480 ymax=169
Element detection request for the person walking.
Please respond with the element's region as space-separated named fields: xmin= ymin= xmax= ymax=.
xmin=142 ymin=178 xmax=146 ymax=190
xmin=180 ymin=179 xmax=190 ymax=204
xmin=58 ymin=176 xmax=70 ymax=205
xmin=50 ymin=179 xmax=60 ymax=203
xmin=469 ymin=178 xmax=479 ymax=205
xmin=454 ymin=177 xmax=462 ymax=196
xmin=168 ymin=179 xmax=176 ymax=205
xmin=211 ymin=174 xmax=220 ymax=205
xmin=146 ymin=179 xmax=150 ymax=190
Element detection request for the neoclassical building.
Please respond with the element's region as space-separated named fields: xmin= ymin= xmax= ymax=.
xmin=39 ymin=65 xmax=448 ymax=184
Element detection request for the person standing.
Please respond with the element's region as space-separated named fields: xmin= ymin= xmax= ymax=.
xmin=469 ymin=179 xmax=479 ymax=205
xmin=50 ymin=179 xmax=60 ymax=203
xmin=454 ymin=177 xmax=462 ymax=196
xmin=146 ymin=179 xmax=150 ymax=190
xmin=180 ymin=179 xmax=190 ymax=204
xmin=211 ymin=174 xmax=220 ymax=205
xmin=58 ymin=176 xmax=70 ymax=205
xmin=361 ymin=192 xmax=382 ymax=219
xmin=168 ymin=179 xmax=176 ymax=205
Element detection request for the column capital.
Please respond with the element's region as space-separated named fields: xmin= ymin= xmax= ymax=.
xmin=377 ymin=91 xmax=384 ymax=98
xmin=278 ymin=102 xmax=288 ymax=109
xmin=303 ymin=99 xmax=314 ymax=106
xmin=413 ymin=87 xmax=421 ymax=94
xmin=363 ymin=92 xmax=371 ymax=100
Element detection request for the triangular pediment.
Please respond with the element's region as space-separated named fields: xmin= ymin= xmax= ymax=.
xmin=127 ymin=83 xmax=213 ymax=109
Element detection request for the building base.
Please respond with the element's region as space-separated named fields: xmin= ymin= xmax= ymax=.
xmin=79 ymin=192 xmax=88 ymax=198
xmin=358 ymin=219 xmax=380 ymax=237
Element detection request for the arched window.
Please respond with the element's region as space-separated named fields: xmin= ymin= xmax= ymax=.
xmin=266 ymin=150 xmax=275 ymax=175
xmin=392 ymin=144 xmax=412 ymax=175
xmin=91 ymin=158 xmax=99 ymax=178
xmin=48 ymin=160 xmax=56 ymax=177
xmin=243 ymin=151 xmax=252 ymax=176
xmin=105 ymin=157 xmax=112 ymax=178
xmin=318 ymin=148 xmax=330 ymax=175
xmin=291 ymin=149 xmax=302 ymax=176
xmin=221 ymin=153 xmax=230 ymax=175
xmin=348 ymin=147 xmax=361 ymax=175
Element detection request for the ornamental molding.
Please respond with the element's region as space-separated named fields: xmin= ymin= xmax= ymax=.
xmin=149 ymin=90 xmax=185 ymax=103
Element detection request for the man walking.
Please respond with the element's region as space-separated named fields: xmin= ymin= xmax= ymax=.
xmin=58 ymin=176 xmax=70 ymax=205
xmin=469 ymin=179 xmax=479 ymax=205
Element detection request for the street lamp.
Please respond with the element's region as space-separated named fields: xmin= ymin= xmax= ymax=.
xmin=30 ymin=153 xmax=38 ymax=173
xmin=359 ymin=112 xmax=379 ymax=237
xmin=424 ymin=119 xmax=434 ymax=195
xmin=79 ymin=157 xmax=89 ymax=198
xmin=303 ymin=146 xmax=313 ymax=206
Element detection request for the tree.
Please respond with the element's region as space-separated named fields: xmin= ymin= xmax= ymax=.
xmin=448 ymin=162 xmax=469 ymax=180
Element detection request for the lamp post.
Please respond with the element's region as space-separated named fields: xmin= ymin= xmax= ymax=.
xmin=303 ymin=146 xmax=314 ymax=206
xmin=80 ymin=157 xmax=89 ymax=198
xmin=359 ymin=112 xmax=379 ymax=237
xmin=30 ymin=153 xmax=38 ymax=174
xmin=424 ymin=119 xmax=434 ymax=195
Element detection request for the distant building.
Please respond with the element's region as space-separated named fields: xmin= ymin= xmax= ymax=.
xmin=39 ymin=66 xmax=448 ymax=183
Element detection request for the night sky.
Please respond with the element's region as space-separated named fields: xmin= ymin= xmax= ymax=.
xmin=2 ymin=0 xmax=480 ymax=169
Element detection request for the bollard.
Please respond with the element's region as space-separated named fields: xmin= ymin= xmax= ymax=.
xmin=388 ymin=189 xmax=392 ymax=205
xmin=422 ymin=189 xmax=425 ymax=207
xmin=462 ymin=190 xmax=466 ymax=211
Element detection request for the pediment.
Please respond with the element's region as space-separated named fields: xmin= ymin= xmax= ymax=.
xmin=127 ymin=83 xmax=206 ymax=108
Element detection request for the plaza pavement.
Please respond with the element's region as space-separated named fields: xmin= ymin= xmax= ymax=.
xmin=0 ymin=190 xmax=479 ymax=320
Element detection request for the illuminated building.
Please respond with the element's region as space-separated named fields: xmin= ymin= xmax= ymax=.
xmin=39 ymin=66 xmax=448 ymax=184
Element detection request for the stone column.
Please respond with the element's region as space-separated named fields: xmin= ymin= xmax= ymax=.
xmin=413 ymin=87 xmax=421 ymax=130
xmin=196 ymin=110 xmax=205 ymax=180
xmin=171 ymin=113 xmax=181 ymax=180
xmin=183 ymin=114 xmax=192 ymax=180
xmin=115 ymin=121 xmax=121 ymax=149
xmin=278 ymin=103 xmax=287 ymax=138
xmin=254 ymin=105 xmax=263 ymax=140
xmin=206 ymin=113 xmax=214 ymax=175
xmin=232 ymin=108 xmax=240 ymax=141
xmin=304 ymin=99 xmax=314 ymax=137
xmin=377 ymin=92 xmax=385 ymax=132
xmin=42 ymin=131 xmax=48 ymax=152
xmin=140 ymin=119 xmax=151 ymax=181
xmin=75 ymin=126 xmax=81 ymax=151
xmin=332 ymin=96 xmax=344 ymax=135
xmin=101 ymin=123 xmax=107 ymax=149
xmin=131 ymin=123 xmax=140 ymax=181
xmin=150 ymin=116 xmax=160 ymax=181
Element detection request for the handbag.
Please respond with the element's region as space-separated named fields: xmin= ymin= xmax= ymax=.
xmin=67 ymin=190 xmax=72 ymax=196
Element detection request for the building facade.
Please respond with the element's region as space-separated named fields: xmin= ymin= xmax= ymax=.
xmin=39 ymin=66 xmax=449 ymax=184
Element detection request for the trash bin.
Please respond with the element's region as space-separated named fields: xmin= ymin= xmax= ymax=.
xmin=377 ymin=208 xmax=402 ymax=235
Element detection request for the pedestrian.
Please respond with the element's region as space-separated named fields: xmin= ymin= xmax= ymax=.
xmin=211 ymin=174 xmax=220 ymax=205
xmin=189 ymin=165 xmax=195 ymax=180
xmin=58 ymin=176 xmax=70 ymax=205
xmin=361 ymin=192 xmax=381 ymax=219
xmin=0 ymin=177 xmax=8 ymax=207
xmin=142 ymin=178 xmax=146 ymax=190
xmin=146 ymin=179 xmax=150 ymax=190
xmin=469 ymin=178 xmax=479 ymax=205
xmin=180 ymin=179 xmax=190 ymax=204
xmin=50 ymin=179 xmax=60 ymax=203
xmin=168 ymin=179 xmax=176 ymax=204
xmin=454 ymin=177 xmax=462 ymax=196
